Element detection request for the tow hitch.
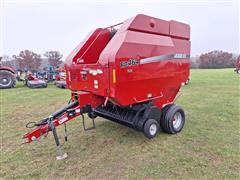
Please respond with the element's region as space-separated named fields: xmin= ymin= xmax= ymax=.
xmin=23 ymin=101 xmax=82 ymax=160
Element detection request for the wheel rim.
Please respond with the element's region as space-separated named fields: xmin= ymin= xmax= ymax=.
xmin=0 ymin=77 xmax=12 ymax=87
xmin=173 ymin=112 xmax=182 ymax=129
xmin=149 ymin=124 xmax=157 ymax=136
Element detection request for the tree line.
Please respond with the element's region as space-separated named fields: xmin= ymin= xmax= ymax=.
xmin=2 ymin=50 xmax=63 ymax=70
xmin=191 ymin=50 xmax=239 ymax=69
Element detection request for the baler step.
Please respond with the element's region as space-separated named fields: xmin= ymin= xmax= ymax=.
xmin=82 ymin=115 xmax=96 ymax=131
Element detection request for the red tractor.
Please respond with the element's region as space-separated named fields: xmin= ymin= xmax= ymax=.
xmin=23 ymin=14 xmax=191 ymax=160
xmin=234 ymin=56 xmax=240 ymax=74
xmin=0 ymin=57 xmax=16 ymax=89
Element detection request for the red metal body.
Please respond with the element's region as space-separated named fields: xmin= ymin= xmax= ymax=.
xmin=27 ymin=74 xmax=37 ymax=81
xmin=55 ymin=67 xmax=66 ymax=81
xmin=0 ymin=66 xmax=15 ymax=74
xmin=65 ymin=14 xmax=190 ymax=108
xmin=235 ymin=56 xmax=240 ymax=71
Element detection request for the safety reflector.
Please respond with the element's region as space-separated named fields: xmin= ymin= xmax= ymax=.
xmin=113 ymin=69 xmax=116 ymax=83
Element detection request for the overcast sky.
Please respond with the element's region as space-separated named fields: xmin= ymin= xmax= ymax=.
xmin=1 ymin=0 xmax=239 ymax=59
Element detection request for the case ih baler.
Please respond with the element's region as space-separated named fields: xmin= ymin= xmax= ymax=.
xmin=23 ymin=14 xmax=191 ymax=160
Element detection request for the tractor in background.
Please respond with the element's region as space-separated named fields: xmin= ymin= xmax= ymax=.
xmin=0 ymin=57 xmax=17 ymax=89
xmin=234 ymin=56 xmax=240 ymax=74
xmin=54 ymin=67 xmax=66 ymax=88
xmin=42 ymin=66 xmax=56 ymax=82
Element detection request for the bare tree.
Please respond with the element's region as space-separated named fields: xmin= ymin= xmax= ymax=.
xmin=12 ymin=50 xmax=42 ymax=70
xmin=196 ymin=50 xmax=237 ymax=69
xmin=1 ymin=55 xmax=17 ymax=69
xmin=44 ymin=51 xmax=63 ymax=67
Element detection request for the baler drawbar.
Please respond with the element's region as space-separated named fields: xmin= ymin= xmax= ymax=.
xmin=23 ymin=14 xmax=191 ymax=160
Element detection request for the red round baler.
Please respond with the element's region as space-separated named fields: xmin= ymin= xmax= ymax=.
xmin=23 ymin=14 xmax=191 ymax=159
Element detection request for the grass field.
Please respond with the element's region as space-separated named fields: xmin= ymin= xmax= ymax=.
xmin=1 ymin=69 xmax=239 ymax=179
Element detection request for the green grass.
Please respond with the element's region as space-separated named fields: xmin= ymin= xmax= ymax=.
xmin=1 ymin=69 xmax=239 ymax=179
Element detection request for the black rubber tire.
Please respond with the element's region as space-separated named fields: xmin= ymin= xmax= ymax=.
xmin=143 ymin=119 xmax=160 ymax=139
xmin=160 ymin=104 xmax=173 ymax=132
xmin=0 ymin=70 xmax=16 ymax=89
xmin=161 ymin=104 xmax=185 ymax=134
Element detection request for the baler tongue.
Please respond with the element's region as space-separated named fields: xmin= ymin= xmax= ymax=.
xmin=22 ymin=101 xmax=82 ymax=160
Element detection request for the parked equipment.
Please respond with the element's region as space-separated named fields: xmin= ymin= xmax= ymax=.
xmin=234 ymin=56 xmax=240 ymax=74
xmin=42 ymin=66 xmax=56 ymax=82
xmin=26 ymin=71 xmax=47 ymax=88
xmin=54 ymin=67 xmax=67 ymax=88
xmin=0 ymin=57 xmax=17 ymax=89
xmin=23 ymin=14 xmax=191 ymax=160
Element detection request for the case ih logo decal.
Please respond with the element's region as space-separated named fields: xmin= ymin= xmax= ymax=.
xmin=120 ymin=59 xmax=139 ymax=68
xmin=140 ymin=53 xmax=190 ymax=65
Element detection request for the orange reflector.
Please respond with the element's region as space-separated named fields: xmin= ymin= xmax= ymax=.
xmin=113 ymin=69 xmax=116 ymax=83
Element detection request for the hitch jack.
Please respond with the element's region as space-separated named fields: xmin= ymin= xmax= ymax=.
xmin=48 ymin=117 xmax=68 ymax=160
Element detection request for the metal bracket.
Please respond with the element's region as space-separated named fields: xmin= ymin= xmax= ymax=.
xmin=133 ymin=92 xmax=163 ymax=103
xmin=82 ymin=114 xmax=96 ymax=131
xmin=64 ymin=123 xmax=68 ymax=142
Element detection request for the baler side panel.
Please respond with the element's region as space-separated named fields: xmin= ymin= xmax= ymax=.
xmin=170 ymin=20 xmax=190 ymax=40
xmin=171 ymin=38 xmax=191 ymax=84
xmin=98 ymin=31 xmax=129 ymax=97
xmin=104 ymin=20 xmax=190 ymax=107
